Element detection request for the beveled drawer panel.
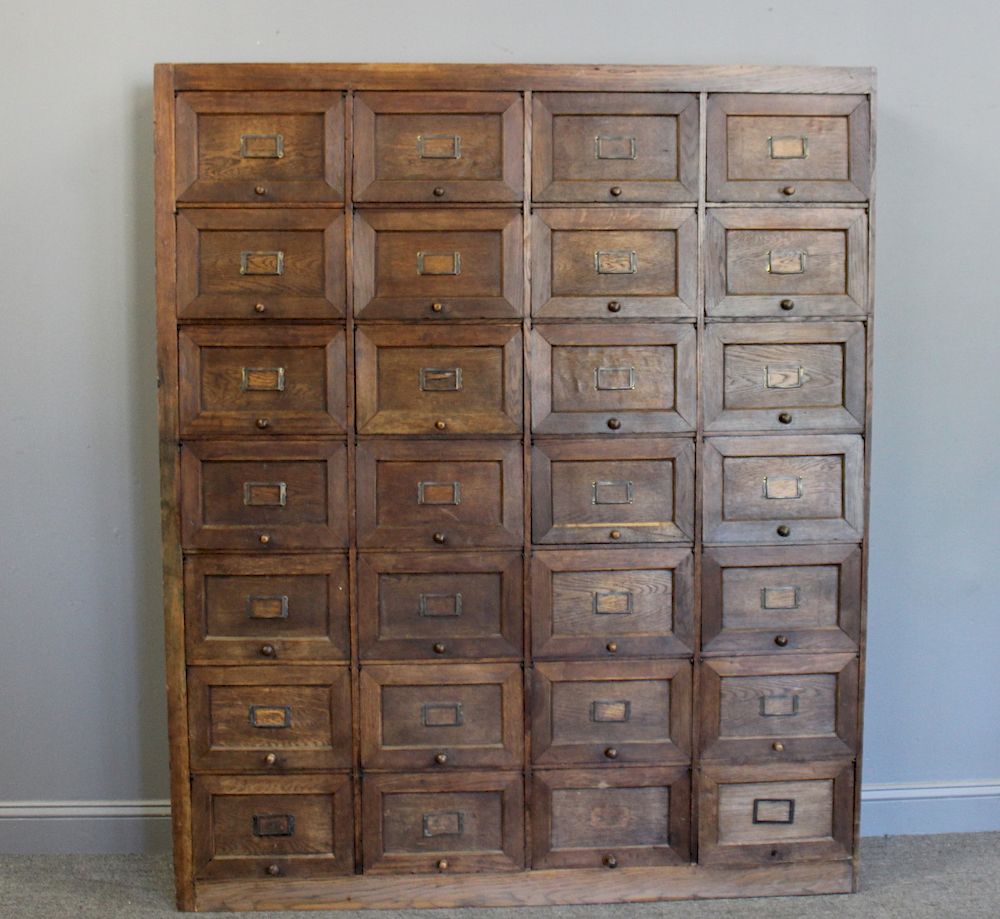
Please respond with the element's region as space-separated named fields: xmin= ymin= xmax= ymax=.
xmin=700 ymin=654 xmax=858 ymax=763
xmin=532 ymin=660 xmax=691 ymax=766
xmin=356 ymin=325 xmax=522 ymax=435
xmin=704 ymin=322 xmax=865 ymax=433
xmin=188 ymin=665 xmax=351 ymax=772
xmin=176 ymin=209 xmax=345 ymax=320
xmin=532 ymin=93 xmax=699 ymax=202
xmin=192 ymin=774 xmax=354 ymax=880
xmin=353 ymin=209 xmax=523 ymax=319
xmin=354 ymin=92 xmax=523 ymax=202
xmin=358 ymin=552 xmax=522 ymax=661
xmin=703 ymin=546 xmax=861 ymax=656
xmin=706 ymin=208 xmax=867 ymax=318
xmin=703 ymin=435 xmax=864 ymax=545
xmin=532 ymin=437 xmax=694 ymax=545
xmin=185 ymin=554 xmax=349 ymax=663
xmin=532 ymin=548 xmax=694 ymax=659
xmin=531 ymin=208 xmax=697 ymax=319
xmin=179 ymin=326 xmax=346 ymax=436
xmin=359 ymin=663 xmax=522 ymax=770
xmin=699 ymin=761 xmax=854 ymax=866
xmin=531 ymin=323 xmax=696 ymax=434
xmin=181 ymin=440 xmax=348 ymax=551
xmin=362 ymin=772 xmax=524 ymax=874
xmin=176 ymin=91 xmax=344 ymax=203
xmin=707 ymin=94 xmax=871 ymax=203
xmin=530 ymin=767 xmax=691 ymax=869
xmin=356 ymin=439 xmax=523 ymax=549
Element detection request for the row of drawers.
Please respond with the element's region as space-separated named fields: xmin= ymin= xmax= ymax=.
xmin=177 ymin=207 xmax=868 ymax=321
xmin=177 ymin=91 xmax=870 ymax=204
xmin=194 ymin=763 xmax=855 ymax=878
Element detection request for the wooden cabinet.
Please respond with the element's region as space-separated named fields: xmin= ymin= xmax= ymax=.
xmin=157 ymin=63 xmax=874 ymax=911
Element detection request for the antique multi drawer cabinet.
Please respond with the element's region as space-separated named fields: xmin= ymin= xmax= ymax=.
xmin=155 ymin=63 xmax=875 ymax=911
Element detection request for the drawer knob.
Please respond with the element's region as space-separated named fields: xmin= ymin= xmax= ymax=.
xmin=607 ymin=418 xmax=622 ymax=430
xmin=434 ymin=752 xmax=448 ymax=765
xmin=254 ymin=302 xmax=267 ymax=314
xmin=264 ymin=752 xmax=278 ymax=765
xmin=606 ymin=641 xmax=618 ymax=654
xmin=434 ymin=420 xmax=447 ymax=431
xmin=603 ymin=854 xmax=618 ymax=868
xmin=781 ymin=185 xmax=796 ymax=196
xmin=437 ymin=859 xmax=449 ymax=871
xmin=607 ymin=300 xmax=622 ymax=313
xmin=433 ymin=532 xmax=447 ymax=544
xmin=256 ymin=418 xmax=270 ymax=429
xmin=780 ymin=299 xmax=795 ymax=310
xmin=260 ymin=644 xmax=276 ymax=657
xmin=258 ymin=533 xmax=271 ymax=545
xmin=772 ymin=741 xmax=786 ymax=752
xmin=776 ymin=525 xmax=791 ymax=538
xmin=266 ymin=864 xmax=281 ymax=877
xmin=604 ymin=747 xmax=619 ymax=759
xmin=609 ymin=186 xmax=623 ymax=197
xmin=433 ymin=642 xmax=447 ymax=654
xmin=774 ymin=634 xmax=790 ymax=647
xmin=433 ymin=187 xmax=446 ymax=197
xmin=609 ymin=530 xmax=621 ymax=540
xmin=255 ymin=185 xmax=267 ymax=196
xmin=778 ymin=412 xmax=793 ymax=425
xmin=431 ymin=302 xmax=444 ymax=313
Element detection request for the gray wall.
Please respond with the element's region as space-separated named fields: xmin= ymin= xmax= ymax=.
xmin=2 ymin=0 xmax=998 ymax=852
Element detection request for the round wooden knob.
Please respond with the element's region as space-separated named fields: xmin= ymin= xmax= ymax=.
xmin=266 ymin=863 xmax=281 ymax=876
xmin=264 ymin=752 xmax=278 ymax=765
xmin=609 ymin=186 xmax=623 ymax=197
xmin=606 ymin=641 xmax=618 ymax=653
xmin=433 ymin=186 xmax=446 ymax=197
xmin=431 ymin=302 xmax=444 ymax=313
xmin=604 ymin=747 xmax=619 ymax=759
xmin=778 ymin=412 xmax=792 ymax=425
xmin=256 ymin=418 xmax=270 ymax=429
xmin=254 ymin=302 xmax=267 ymax=313
xmin=603 ymin=854 xmax=618 ymax=868
xmin=607 ymin=418 xmax=622 ymax=430
xmin=780 ymin=299 xmax=795 ymax=310
xmin=260 ymin=644 xmax=276 ymax=657
xmin=434 ymin=752 xmax=448 ymax=765
xmin=437 ymin=859 xmax=449 ymax=871
xmin=607 ymin=300 xmax=622 ymax=313
xmin=781 ymin=185 xmax=796 ymax=196
xmin=258 ymin=533 xmax=271 ymax=545
xmin=433 ymin=532 xmax=446 ymax=544
xmin=433 ymin=642 xmax=446 ymax=654
xmin=255 ymin=185 xmax=267 ymax=196
xmin=435 ymin=420 xmax=447 ymax=430
xmin=774 ymin=634 xmax=789 ymax=647
xmin=609 ymin=530 xmax=621 ymax=540
xmin=776 ymin=525 xmax=791 ymax=538
xmin=772 ymin=741 xmax=786 ymax=752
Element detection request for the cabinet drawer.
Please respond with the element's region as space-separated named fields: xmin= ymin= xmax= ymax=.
xmin=176 ymin=91 xmax=344 ymax=203
xmin=185 ymin=554 xmax=349 ymax=664
xmin=706 ymin=208 xmax=867 ymax=318
xmin=532 ymin=660 xmax=690 ymax=766
xmin=362 ymin=772 xmax=524 ymax=874
xmin=354 ymin=92 xmax=523 ymax=202
xmin=531 ymin=208 xmax=697 ymax=319
xmin=532 ymin=93 xmax=699 ymax=202
xmin=532 ymin=548 xmax=694 ymax=660
xmin=181 ymin=440 xmax=348 ymax=551
xmin=532 ymin=437 xmax=694 ymax=545
xmin=703 ymin=546 xmax=861 ymax=656
xmin=359 ymin=663 xmax=522 ymax=770
xmin=531 ymin=323 xmax=696 ymax=434
xmin=192 ymin=774 xmax=354 ymax=880
xmin=176 ymin=209 xmax=345 ymax=320
xmin=354 ymin=209 xmax=523 ymax=320
xmin=703 ymin=435 xmax=864 ymax=545
xmin=699 ymin=761 xmax=854 ymax=866
xmin=188 ymin=665 xmax=352 ymax=773
xmin=700 ymin=654 xmax=858 ymax=763
xmin=707 ymin=94 xmax=871 ymax=203
xmin=356 ymin=440 xmax=523 ymax=549
xmin=530 ymin=767 xmax=691 ymax=869
xmin=358 ymin=552 xmax=522 ymax=661
xmin=356 ymin=325 xmax=522 ymax=435
xmin=704 ymin=322 xmax=865 ymax=433
xmin=179 ymin=326 xmax=346 ymax=437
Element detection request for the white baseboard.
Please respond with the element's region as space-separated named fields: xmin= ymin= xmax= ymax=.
xmin=2 ymin=785 xmax=999 ymax=854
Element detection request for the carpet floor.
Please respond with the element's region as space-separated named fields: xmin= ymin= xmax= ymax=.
xmin=0 ymin=832 xmax=997 ymax=918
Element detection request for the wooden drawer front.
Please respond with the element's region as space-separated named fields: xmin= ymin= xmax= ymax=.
xmin=703 ymin=546 xmax=861 ymax=656
xmin=704 ymin=323 xmax=865 ymax=434
xmin=706 ymin=208 xmax=867 ymax=318
xmin=700 ymin=654 xmax=858 ymax=763
xmin=356 ymin=325 xmax=522 ymax=435
xmin=179 ymin=326 xmax=346 ymax=437
xmin=707 ymin=94 xmax=871 ymax=203
xmin=356 ymin=440 xmax=523 ymax=549
xmin=354 ymin=209 xmax=523 ymax=320
xmin=176 ymin=209 xmax=344 ymax=321
xmin=354 ymin=92 xmax=523 ymax=202
xmin=532 ymin=548 xmax=694 ymax=660
xmin=530 ymin=767 xmax=691 ymax=869
xmin=532 ymin=660 xmax=691 ymax=766
xmin=703 ymin=435 xmax=864 ymax=545
xmin=532 ymin=438 xmax=694 ymax=545
xmin=531 ymin=324 xmax=696 ymax=434
xmin=699 ymin=762 xmax=854 ymax=866
xmin=362 ymin=772 xmax=524 ymax=874
xmin=533 ymin=93 xmax=699 ymax=202
xmin=176 ymin=92 xmax=344 ymax=203
xmin=360 ymin=663 xmax=522 ymax=770
xmin=531 ymin=208 xmax=697 ymax=319
xmin=358 ymin=552 xmax=522 ymax=661
xmin=192 ymin=774 xmax=353 ymax=880
xmin=185 ymin=555 xmax=349 ymax=663
xmin=188 ymin=665 xmax=351 ymax=772
xmin=181 ymin=441 xmax=348 ymax=551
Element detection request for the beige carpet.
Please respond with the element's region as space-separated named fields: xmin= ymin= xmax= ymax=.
xmin=0 ymin=833 xmax=997 ymax=918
